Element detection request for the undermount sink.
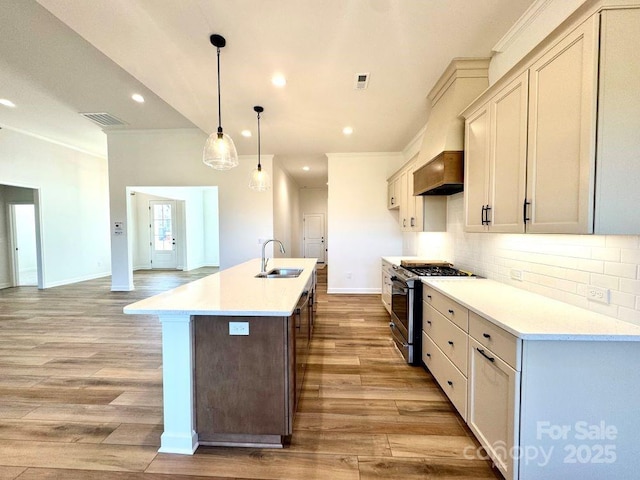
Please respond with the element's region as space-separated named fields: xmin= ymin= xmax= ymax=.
xmin=255 ymin=268 xmax=303 ymax=278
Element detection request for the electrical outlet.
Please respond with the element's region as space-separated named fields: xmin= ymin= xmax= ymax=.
xmin=587 ymin=286 xmax=610 ymax=304
xmin=257 ymin=238 xmax=262 ymax=245
xmin=229 ymin=322 xmax=249 ymax=336
xmin=510 ymin=269 xmax=523 ymax=281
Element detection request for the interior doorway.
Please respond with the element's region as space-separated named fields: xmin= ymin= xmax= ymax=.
xmin=9 ymin=204 xmax=38 ymax=286
xmin=303 ymin=213 xmax=326 ymax=263
xmin=149 ymin=199 xmax=178 ymax=269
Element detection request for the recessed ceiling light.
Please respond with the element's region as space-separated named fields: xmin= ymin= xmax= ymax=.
xmin=302 ymin=166 xmax=310 ymax=171
xmin=272 ymin=74 xmax=287 ymax=87
xmin=131 ymin=93 xmax=145 ymax=103
xmin=0 ymin=99 xmax=16 ymax=108
xmin=343 ymin=126 xmax=353 ymax=135
xmin=241 ymin=130 xmax=252 ymax=138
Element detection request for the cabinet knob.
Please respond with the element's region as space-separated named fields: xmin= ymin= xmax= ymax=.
xmin=447 ymin=380 xmax=453 ymax=386
xmin=426 ymin=353 xmax=431 ymax=358
xmin=427 ymin=295 xmax=432 ymax=300
xmin=448 ymin=340 xmax=454 ymax=346
xmin=448 ymin=309 xmax=454 ymax=314
xmin=426 ymin=320 xmax=432 ymax=325
xmin=482 ymin=333 xmax=491 ymax=339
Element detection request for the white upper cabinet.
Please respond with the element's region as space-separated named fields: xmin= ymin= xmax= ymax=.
xmin=594 ymin=8 xmax=640 ymax=234
xmin=463 ymin=6 xmax=640 ymax=235
xmin=526 ymin=15 xmax=599 ymax=234
xmin=464 ymin=104 xmax=491 ymax=232
xmin=464 ymin=72 xmax=528 ymax=233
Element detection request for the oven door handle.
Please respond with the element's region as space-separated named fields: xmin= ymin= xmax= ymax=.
xmin=389 ymin=322 xmax=409 ymax=348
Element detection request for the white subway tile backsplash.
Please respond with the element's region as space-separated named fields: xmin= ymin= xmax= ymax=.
xmin=576 ymin=258 xmax=604 ymax=274
xmin=604 ymin=262 xmax=637 ymax=279
xmin=618 ymin=307 xmax=640 ymax=326
xmin=620 ymin=278 xmax=640 ymax=296
xmin=605 ymin=235 xmax=639 ymax=248
xmin=610 ymin=290 xmax=636 ymax=309
xmin=621 ymin=248 xmax=640 ymax=264
xmin=588 ymin=273 xmax=619 ymax=290
xmin=591 ymin=247 xmax=621 ymax=262
xmin=565 ymin=269 xmax=590 ymax=284
xmin=430 ymin=194 xmax=640 ymax=324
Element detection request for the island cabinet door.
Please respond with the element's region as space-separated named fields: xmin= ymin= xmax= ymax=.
xmin=194 ymin=316 xmax=289 ymax=440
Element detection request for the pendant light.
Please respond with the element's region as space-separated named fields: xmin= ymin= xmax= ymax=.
xmin=203 ymin=34 xmax=238 ymax=170
xmin=249 ymin=106 xmax=270 ymax=191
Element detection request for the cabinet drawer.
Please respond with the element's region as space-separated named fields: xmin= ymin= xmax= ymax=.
xmin=469 ymin=312 xmax=520 ymax=370
xmin=423 ymin=285 xmax=469 ymax=331
xmin=423 ymin=303 xmax=468 ymax=375
xmin=422 ymin=332 xmax=467 ymax=421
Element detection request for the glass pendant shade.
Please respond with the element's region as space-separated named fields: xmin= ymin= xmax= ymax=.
xmin=249 ymin=165 xmax=270 ymax=191
xmin=203 ymin=34 xmax=238 ymax=170
xmin=203 ymin=130 xmax=238 ymax=170
xmin=249 ymin=105 xmax=270 ymax=191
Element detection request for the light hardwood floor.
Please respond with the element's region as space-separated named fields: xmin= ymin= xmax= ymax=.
xmin=0 ymin=267 xmax=502 ymax=479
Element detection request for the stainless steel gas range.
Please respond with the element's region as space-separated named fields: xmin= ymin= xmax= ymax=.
xmin=389 ymin=261 xmax=474 ymax=365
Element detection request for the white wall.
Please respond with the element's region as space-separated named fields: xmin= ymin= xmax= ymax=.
xmin=107 ymin=129 xmax=272 ymax=290
xmin=273 ymin=158 xmax=301 ymax=258
xmin=300 ymin=187 xmax=328 ymax=259
xmin=0 ymin=129 xmax=110 ymax=288
xmin=327 ymin=153 xmax=404 ymax=293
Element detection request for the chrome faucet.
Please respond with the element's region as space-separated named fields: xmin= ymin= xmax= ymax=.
xmin=261 ymin=239 xmax=286 ymax=274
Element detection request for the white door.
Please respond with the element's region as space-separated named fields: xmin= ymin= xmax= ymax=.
xmin=303 ymin=213 xmax=325 ymax=263
xmin=10 ymin=204 xmax=38 ymax=286
xmin=149 ymin=200 xmax=178 ymax=269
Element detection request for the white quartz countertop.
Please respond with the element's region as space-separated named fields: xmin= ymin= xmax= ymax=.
xmin=124 ymin=258 xmax=318 ymax=317
xmin=423 ymin=278 xmax=640 ymax=341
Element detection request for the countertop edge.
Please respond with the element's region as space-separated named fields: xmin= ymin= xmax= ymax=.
xmin=422 ymin=278 xmax=640 ymax=341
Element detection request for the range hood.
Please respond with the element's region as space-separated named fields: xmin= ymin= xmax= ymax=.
xmin=413 ymin=58 xmax=489 ymax=196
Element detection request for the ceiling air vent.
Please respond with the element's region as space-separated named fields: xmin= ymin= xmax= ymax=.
xmin=80 ymin=112 xmax=127 ymax=127
xmin=354 ymin=72 xmax=370 ymax=90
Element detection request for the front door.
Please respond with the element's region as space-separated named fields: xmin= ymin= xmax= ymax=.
xmin=303 ymin=213 xmax=325 ymax=263
xmin=149 ymin=200 xmax=177 ymax=269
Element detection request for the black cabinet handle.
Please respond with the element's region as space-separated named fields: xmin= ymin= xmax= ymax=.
xmin=485 ymin=205 xmax=492 ymax=225
xmin=410 ymin=217 xmax=415 ymax=227
xmin=481 ymin=205 xmax=486 ymax=225
xmin=523 ymin=199 xmax=531 ymax=224
xmin=477 ymin=348 xmax=495 ymax=363
xmin=448 ymin=309 xmax=454 ymax=314
xmin=427 ymin=295 xmax=432 ymax=300
xmin=482 ymin=333 xmax=491 ymax=339
xmin=447 ymin=380 xmax=453 ymax=386
xmin=426 ymin=353 xmax=431 ymax=358
xmin=391 ymin=197 xmax=395 ymax=205
xmin=448 ymin=340 xmax=454 ymax=346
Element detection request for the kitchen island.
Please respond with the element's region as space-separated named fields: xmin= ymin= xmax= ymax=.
xmin=124 ymin=258 xmax=317 ymax=454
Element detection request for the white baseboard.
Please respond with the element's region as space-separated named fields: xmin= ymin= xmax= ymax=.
xmin=111 ymin=283 xmax=134 ymax=292
xmin=0 ymin=282 xmax=12 ymax=289
xmin=327 ymin=288 xmax=381 ymax=294
xmin=44 ymin=271 xmax=111 ymax=289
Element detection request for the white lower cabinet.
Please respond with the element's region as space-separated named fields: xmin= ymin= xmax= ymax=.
xmin=380 ymin=260 xmax=392 ymax=314
xmin=422 ymin=332 xmax=467 ymax=420
xmin=468 ymin=337 xmax=520 ymax=480
xmin=422 ymin=283 xmax=640 ymax=479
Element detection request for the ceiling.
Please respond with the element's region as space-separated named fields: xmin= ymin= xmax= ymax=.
xmin=0 ymin=0 xmax=535 ymax=188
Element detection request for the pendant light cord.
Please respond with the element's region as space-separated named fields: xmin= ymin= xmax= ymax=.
xmin=257 ymin=110 xmax=262 ymax=170
xmin=216 ymin=47 xmax=222 ymax=134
